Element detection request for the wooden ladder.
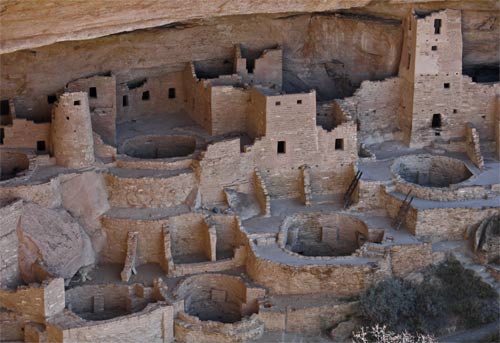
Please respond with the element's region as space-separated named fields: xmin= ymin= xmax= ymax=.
xmin=343 ymin=170 xmax=362 ymax=209
xmin=392 ymin=191 xmax=414 ymax=230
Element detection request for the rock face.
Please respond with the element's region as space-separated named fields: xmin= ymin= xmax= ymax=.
xmin=0 ymin=200 xmax=23 ymax=288
xmin=16 ymin=203 xmax=95 ymax=283
xmin=0 ymin=0 xmax=377 ymax=53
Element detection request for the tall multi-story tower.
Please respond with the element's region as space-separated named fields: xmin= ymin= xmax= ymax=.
xmin=398 ymin=9 xmax=463 ymax=147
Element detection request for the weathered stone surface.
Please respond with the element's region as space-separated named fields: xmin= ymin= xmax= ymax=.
xmin=0 ymin=200 xmax=23 ymax=288
xmin=17 ymin=203 xmax=95 ymax=283
xmin=60 ymin=171 xmax=110 ymax=253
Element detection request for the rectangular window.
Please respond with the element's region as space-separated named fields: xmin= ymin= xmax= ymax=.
xmin=434 ymin=19 xmax=442 ymax=34
xmin=431 ymin=45 xmax=437 ymax=51
xmin=275 ymin=101 xmax=281 ymax=106
xmin=297 ymin=99 xmax=302 ymax=104
xmin=89 ymin=87 xmax=97 ymax=98
xmin=453 ymin=109 xmax=457 ymax=113
xmin=277 ymin=141 xmax=286 ymax=154
xmin=432 ymin=113 xmax=442 ymax=128
xmin=246 ymin=59 xmax=255 ymax=73
xmin=407 ymin=53 xmax=411 ymax=70
xmin=335 ymin=138 xmax=344 ymax=151
xmin=0 ymin=128 xmax=4 ymax=144
xmin=37 ymin=140 xmax=46 ymax=152
xmin=47 ymin=95 xmax=57 ymax=104
xmin=444 ymin=83 xmax=450 ymax=89
xmin=0 ymin=100 xmax=9 ymax=115
xmin=122 ymin=95 xmax=129 ymax=107
xmin=73 ymin=100 xmax=81 ymax=106
xmin=168 ymin=88 xmax=176 ymax=99
xmin=142 ymin=91 xmax=150 ymax=101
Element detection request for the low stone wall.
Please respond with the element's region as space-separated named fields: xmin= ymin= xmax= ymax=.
xmin=0 ymin=177 xmax=61 ymax=208
xmin=246 ymin=243 xmax=376 ymax=296
xmin=104 ymin=171 xmax=196 ymax=208
xmin=258 ymin=298 xmax=357 ymax=335
xmin=46 ymin=303 xmax=174 ymax=343
xmin=415 ymin=207 xmax=500 ymax=241
xmin=171 ymin=245 xmax=246 ymax=277
xmin=116 ymin=155 xmax=194 ymax=171
xmin=0 ymin=200 xmax=23 ymax=288
xmin=388 ymin=242 xmax=434 ymax=277
xmin=174 ymin=312 xmax=264 ymax=343
xmin=0 ymin=278 xmax=65 ymax=323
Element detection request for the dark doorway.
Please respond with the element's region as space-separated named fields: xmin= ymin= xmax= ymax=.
xmin=122 ymin=95 xmax=129 ymax=107
xmin=432 ymin=114 xmax=442 ymax=128
xmin=168 ymin=88 xmax=176 ymax=99
xmin=0 ymin=100 xmax=9 ymax=115
xmin=89 ymin=87 xmax=97 ymax=98
xmin=277 ymin=141 xmax=286 ymax=154
xmin=37 ymin=140 xmax=46 ymax=152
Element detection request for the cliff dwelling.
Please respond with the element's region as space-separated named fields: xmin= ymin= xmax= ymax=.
xmin=0 ymin=1 xmax=499 ymax=342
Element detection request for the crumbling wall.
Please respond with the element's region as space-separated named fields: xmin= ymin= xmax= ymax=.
xmin=0 ymin=177 xmax=62 ymax=208
xmin=67 ymin=75 xmax=117 ymax=145
xmin=51 ymin=92 xmax=95 ymax=168
xmin=0 ymin=278 xmax=65 ymax=323
xmin=196 ymin=138 xmax=248 ymax=205
xmin=335 ymin=78 xmax=402 ymax=144
xmin=464 ymin=123 xmax=484 ymax=169
xmin=183 ymin=63 xmax=212 ymax=133
xmin=102 ymin=213 xmax=214 ymax=266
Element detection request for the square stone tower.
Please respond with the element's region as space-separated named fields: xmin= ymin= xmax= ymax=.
xmin=398 ymin=9 xmax=463 ymax=147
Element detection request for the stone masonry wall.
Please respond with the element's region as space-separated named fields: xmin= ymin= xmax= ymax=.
xmin=211 ymin=86 xmax=249 ymax=135
xmin=0 ymin=278 xmax=65 ymax=323
xmin=117 ymin=72 xmax=186 ymax=124
xmin=335 ymin=78 xmax=402 ymax=145
xmin=67 ymin=75 xmax=117 ymax=145
xmin=47 ymin=304 xmax=174 ymax=343
xmin=51 ymin=92 xmax=95 ymax=168
xmin=1 ymin=119 xmax=51 ymax=153
xmin=104 ymin=171 xmax=195 ymax=208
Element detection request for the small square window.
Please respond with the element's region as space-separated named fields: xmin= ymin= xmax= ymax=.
xmin=443 ymin=83 xmax=450 ymax=89
xmin=73 ymin=100 xmax=81 ymax=106
xmin=168 ymin=88 xmax=176 ymax=99
xmin=431 ymin=46 xmax=437 ymax=51
xmin=335 ymin=138 xmax=344 ymax=150
xmin=275 ymin=101 xmax=281 ymax=106
xmin=277 ymin=141 xmax=286 ymax=154
xmin=297 ymin=99 xmax=302 ymax=104
xmin=89 ymin=87 xmax=97 ymax=98
xmin=142 ymin=91 xmax=150 ymax=101
xmin=453 ymin=109 xmax=457 ymax=113
xmin=122 ymin=95 xmax=129 ymax=107
xmin=47 ymin=95 xmax=57 ymax=104
xmin=36 ymin=140 xmax=46 ymax=152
